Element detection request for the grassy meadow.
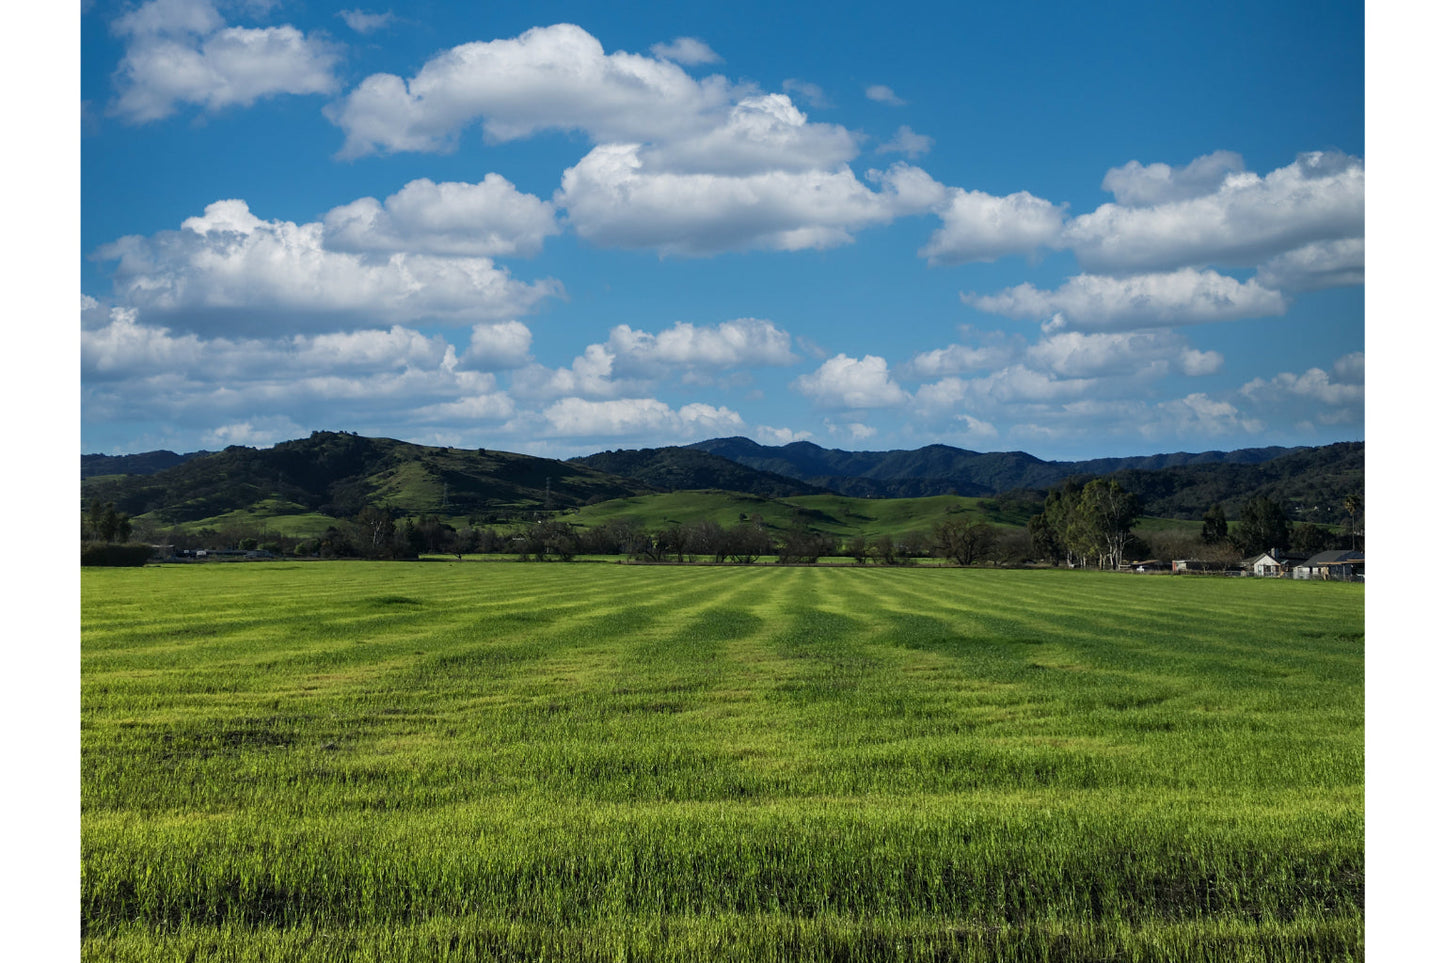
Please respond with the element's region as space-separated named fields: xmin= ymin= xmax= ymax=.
xmin=81 ymin=562 xmax=1364 ymax=961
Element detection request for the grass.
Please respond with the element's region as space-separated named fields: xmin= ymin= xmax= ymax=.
xmin=563 ymin=491 xmax=1030 ymax=538
xmin=81 ymin=563 xmax=1363 ymax=960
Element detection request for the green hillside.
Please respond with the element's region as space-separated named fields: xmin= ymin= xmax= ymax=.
xmin=80 ymin=431 xmax=652 ymax=528
xmin=565 ymin=490 xmax=1032 ymax=539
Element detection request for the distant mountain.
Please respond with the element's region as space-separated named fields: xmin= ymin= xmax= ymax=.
xmin=81 ymin=449 xmax=210 ymax=479
xmin=684 ymin=436 xmax=1360 ymax=523
xmin=1098 ymin=442 xmax=1364 ymax=523
xmin=569 ymin=447 xmax=828 ymax=498
xmin=79 ymin=431 xmax=1364 ymax=531
xmin=80 ymin=431 xmax=652 ymax=525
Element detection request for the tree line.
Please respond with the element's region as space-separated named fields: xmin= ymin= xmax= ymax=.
xmin=83 ymin=483 xmax=1362 ymax=568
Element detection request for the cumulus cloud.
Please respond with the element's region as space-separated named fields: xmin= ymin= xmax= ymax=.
xmin=865 ymin=84 xmax=905 ymax=105
xmin=1064 ymin=151 xmax=1364 ymax=276
xmin=828 ymin=421 xmax=878 ymax=442
xmin=877 ymin=125 xmax=933 ymax=157
xmin=94 ymin=199 xmax=562 ymax=334
xmin=904 ymin=332 xmax=1021 ymax=378
xmin=559 ymin=150 xmax=944 ymax=255
xmin=754 ymin=425 xmax=813 ymax=445
xmin=1146 ymin=394 xmax=1264 ymax=439
xmin=1024 ymin=330 xmax=1222 ymax=379
xmin=322 ymin=175 xmax=561 ymax=258
xmin=110 ymin=0 xmax=340 ymax=123
xmin=542 ymin=397 xmax=743 ymax=439
xmin=460 ymin=321 xmax=533 ymax=371
xmin=203 ymin=417 xmax=308 ymax=448
xmin=649 ymin=36 xmax=722 ymax=65
xmin=1255 ymin=238 xmax=1364 ymax=291
xmin=963 ymin=268 xmax=1289 ymax=331
xmin=326 ymin=23 xmax=732 ymax=158
xmin=79 ymin=300 xmax=532 ymax=446
xmin=793 ymin=354 xmax=909 ymax=409
xmin=1100 ymin=150 xmax=1245 ymax=207
xmin=337 ymin=9 xmax=395 ymax=34
xmin=510 ymin=318 xmax=796 ymax=400
xmin=606 ymin=318 xmax=797 ymax=376
xmin=921 ymin=188 xmax=1067 ymax=265
xmin=638 ymin=93 xmax=860 ymax=175
xmin=1239 ymin=354 xmax=1365 ymax=409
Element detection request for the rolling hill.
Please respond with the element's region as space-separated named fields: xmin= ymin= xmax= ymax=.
xmin=685 ymin=436 xmax=1304 ymax=499
xmin=81 ymin=431 xmax=1364 ymax=534
xmin=569 ymin=447 xmax=828 ymax=498
xmin=80 ymin=431 xmax=652 ymax=526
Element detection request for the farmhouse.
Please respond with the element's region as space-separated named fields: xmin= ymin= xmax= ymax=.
xmin=1293 ymin=550 xmax=1364 ymax=581
xmin=1244 ymin=549 xmax=1309 ymax=577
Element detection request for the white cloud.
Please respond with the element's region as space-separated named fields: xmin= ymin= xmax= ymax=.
xmin=1240 ymin=361 xmax=1365 ymax=408
xmin=865 ymin=84 xmax=904 ymax=105
xmin=337 ymin=9 xmax=395 ymax=34
xmin=793 ymin=354 xmax=909 ymax=409
xmin=1065 ymin=151 xmax=1364 ymax=276
xmin=639 ymin=93 xmax=860 ymax=175
xmin=110 ymin=0 xmax=340 ymax=123
xmin=830 ymin=422 xmax=877 ymax=442
xmin=963 ymin=268 xmax=1289 ymax=331
xmin=904 ymin=334 xmax=1020 ymax=378
xmin=946 ymin=365 xmax=1098 ymax=407
xmin=1100 ymin=150 xmax=1245 ymax=207
xmin=461 ymin=321 xmax=533 ymax=371
xmin=921 ymin=188 xmax=1067 ymax=265
xmin=1255 ymin=238 xmax=1365 ymax=291
xmin=606 ymin=318 xmax=796 ymax=376
xmin=1333 ymin=351 xmax=1365 ymax=383
xmin=510 ymin=318 xmax=795 ymax=400
xmin=542 ymin=397 xmax=743 ymax=439
xmin=1145 ymin=394 xmax=1265 ymax=438
xmin=79 ymin=301 xmax=530 ymax=445
xmin=956 ymin=415 xmax=999 ymax=441
xmin=877 ymin=125 xmax=933 ymax=157
xmin=411 ymin=386 xmax=516 ymax=423
xmin=512 ymin=345 xmax=631 ymax=402
xmin=754 ymin=425 xmax=812 ymax=445
xmin=1024 ymin=330 xmax=1222 ymax=379
xmin=558 ymin=149 xmax=943 ymax=255
xmin=94 ymin=199 xmax=562 ymax=333
xmin=326 ymin=23 xmax=732 ymax=158
xmin=782 ymin=78 xmax=829 ymax=108
xmin=322 ymin=175 xmax=561 ymax=258
xmin=203 ymin=417 xmax=306 ymax=448
xmin=649 ymin=37 xmax=722 ymax=65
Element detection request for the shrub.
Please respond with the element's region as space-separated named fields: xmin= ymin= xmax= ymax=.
xmin=80 ymin=542 xmax=155 ymax=567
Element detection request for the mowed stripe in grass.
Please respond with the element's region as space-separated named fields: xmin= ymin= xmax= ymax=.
xmin=82 ymin=563 xmax=1363 ymax=961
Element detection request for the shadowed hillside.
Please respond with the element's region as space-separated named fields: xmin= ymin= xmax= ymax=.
xmin=80 ymin=431 xmax=653 ymax=525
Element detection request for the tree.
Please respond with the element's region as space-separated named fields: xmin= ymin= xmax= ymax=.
xmin=845 ymin=534 xmax=870 ymax=565
xmin=85 ymin=499 xmax=132 ymax=543
xmin=1343 ymin=492 xmax=1363 ymax=550
xmin=1080 ymin=479 xmax=1139 ymax=570
xmin=355 ymin=505 xmax=395 ymax=557
xmin=1291 ymin=522 xmax=1334 ymax=556
xmin=724 ymin=521 xmax=772 ymax=564
xmin=870 ymin=533 xmax=896 ymax=566
xmin=931 ymin=515 xmax=997 ymax=566
xmin=1233 ymin=496 xmax=1291 ymax=557
xmin=1200 ymin=504 xmax=1229 ymax=545
xmin=1027 ymin=513 xmax=1064 ymax=566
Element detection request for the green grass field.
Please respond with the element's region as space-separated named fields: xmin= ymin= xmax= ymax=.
xmin=81 ymin=563 xmax=1363 ymax=961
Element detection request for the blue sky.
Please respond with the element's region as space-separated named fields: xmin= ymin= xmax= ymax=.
xmin=78 ymin=0 xmax=1365 ymax=459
